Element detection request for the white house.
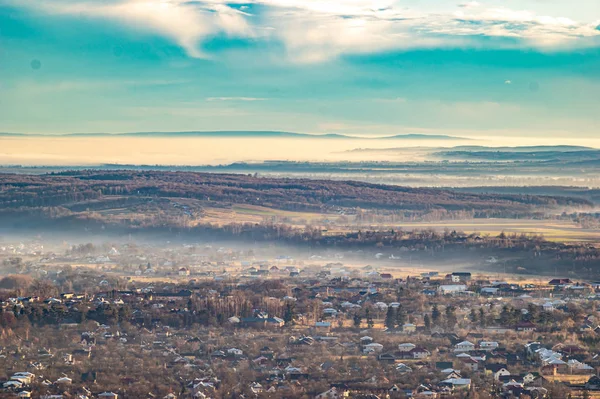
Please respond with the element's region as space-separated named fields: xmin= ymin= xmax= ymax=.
xmin=315 ymin=387 xmax=348 ymax=399
xmin=227 ymin=348 xmax=243 ymax=356
xmin=438 ymin=285 xmax=467 ymax=295
xmin=479 ymin=341 xmax=499 ymax=351
xmin=542 ymin=302 xmax=554 ymax=312
xmin=441 ymin=378 xmax=471 ymax=389
xmin=454 ymin=341 xmax=475 ymax=352
xmin=179 ymin=268 xmax=190 ymax=276
xmin=363 ymin=343 xmax=384 ymax=353
xmin=398 ymin=343 xmax=416 ymax=352
xmin=486 ymin=364 xmax=510 ymax=381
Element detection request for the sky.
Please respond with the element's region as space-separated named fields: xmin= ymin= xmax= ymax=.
xmin=1 ymin=0 xmax=600 ymax=138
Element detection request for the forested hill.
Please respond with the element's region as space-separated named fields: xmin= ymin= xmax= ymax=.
xmin=0 ymin=171 xmax=591 ymax=220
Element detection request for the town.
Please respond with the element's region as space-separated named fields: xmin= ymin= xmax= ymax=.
xmin=1 ymin=240 xmax=600 ymax=399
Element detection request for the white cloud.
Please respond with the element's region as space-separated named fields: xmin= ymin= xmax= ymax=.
xmin=11 ymin=0 xmax=253 ymax=58
xmin=458 ymin=1 xmax=480 ymax=9
xmin=6 ymin=0 xmax=600 ymax=61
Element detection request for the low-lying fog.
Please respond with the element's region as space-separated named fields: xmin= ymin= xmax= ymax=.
xmin=1 ymin=135 xmax=600 ymax=166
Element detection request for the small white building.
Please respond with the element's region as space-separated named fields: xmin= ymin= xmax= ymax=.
xmin=454 ymin=341 xmax=475 ymax=352
xmin=438 ymin=285 xmax=467 ymax=295
xmin=363 ymin=343 xmax=384 ymax=353
xmin=398 ymin=343 xmax=416 ymax=352
xmin=479 ymin=341 xmax=499 ymax=351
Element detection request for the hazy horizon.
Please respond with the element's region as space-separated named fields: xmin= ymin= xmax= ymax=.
xmin=1 ymin=135 xmax=600 ymax=167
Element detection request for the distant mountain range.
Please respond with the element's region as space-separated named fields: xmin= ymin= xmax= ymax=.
xmin=0 ymin=131 xmax=469 ymax=140
xmin=347 ymin=145 xmax=594 ymax=153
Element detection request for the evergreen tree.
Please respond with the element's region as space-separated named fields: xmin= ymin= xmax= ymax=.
xmin=366 ymin=308 xmax=374 ymax=328
xmin=432 ymin=304 xmax=441 ymax=326
xmin=500 ymin=305 xmax=512 ymax=326
xmin=479 ymin=307 xmax=486 ymax=327
xmin=396 ymin=305 xmax=407 ymax=329
xmin=424 ymin=313 xmax=431 ymax=331
xmin=385 ymin=306 xmax=397 ymax=330
xmin=353 ymin=313 xmax=362 ymax=328
xmin=445 ymin=305 xmax=457 ymax=330
xmin=283 ymin=302 xmax=295 ymax=324
xmin=469 ymin=308 xmax=478 ymax=323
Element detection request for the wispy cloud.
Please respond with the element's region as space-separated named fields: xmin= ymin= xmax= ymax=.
xmin=5 ymin=0 xmax=600 ymax=62
xmin=206 ymin=97 xmax=268 ymax=102
xmin=9 ymin=79 xmax=191 ymax=95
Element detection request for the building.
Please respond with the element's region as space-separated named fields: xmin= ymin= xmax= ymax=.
xmin=438 ymin=285 xmax=467 ymax=295
xmin=179 ymin=268 xmax=190 ymax=276
xmin=454 ymin=341 xmax=475 ymax=352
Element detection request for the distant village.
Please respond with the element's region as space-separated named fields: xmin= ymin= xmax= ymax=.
xmin=1 ymin=240 xmax=600 ymax=399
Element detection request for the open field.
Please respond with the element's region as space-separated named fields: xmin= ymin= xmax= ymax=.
xmin=201 ymin=204 xmax=338 ymax=226
xmin=361 ymin=218 xmax=600 ymax=243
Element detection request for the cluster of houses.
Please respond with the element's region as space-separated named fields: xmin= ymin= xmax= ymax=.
xmin=6 ymin=238 xmax=600 ymax=398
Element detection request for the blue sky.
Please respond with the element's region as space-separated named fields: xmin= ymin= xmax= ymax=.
xmin=1 ymin=0 xmax=600 ymax=137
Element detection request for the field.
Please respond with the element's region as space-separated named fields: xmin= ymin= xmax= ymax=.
xmin=196 ymin=205 xmax=600 ymax=243
xmin=366 ymin=218 xmax=600 ymax=243
xmin=200 ymin=204 xmax=337 ymax=226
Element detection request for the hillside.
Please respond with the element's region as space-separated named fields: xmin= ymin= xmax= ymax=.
xmin=0 ymin=171 xmax=592 ymax=227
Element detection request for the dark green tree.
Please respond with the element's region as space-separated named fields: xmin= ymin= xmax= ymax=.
xmin=385 ymin=306 xmax=397 ymax=330
xmin=424 ymin=313 xmax=431 ymax=331
xmin=353 ymin=313 xmax=362 ymax=328
xmin=432 ymin=304 xmax=441 ymax=326
xmin=469 ymin=308 xmax=478 ymax=323
xmin=445 ymin=305 xmax=457 ymax=330
xmin=396 ymin=305 xmax=407 ymax=329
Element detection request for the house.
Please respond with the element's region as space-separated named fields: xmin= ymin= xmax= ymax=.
xmin=360 ymin=336 xmax=374 ymax=344
xmin=398 ymin=343 xmax=416 ymax=352
xmin=378 ymin=353 xmax=397 ymax=364
xmin=323 ymin=308 xmax=338 ymax=317
xmin=486 ymin=364 xmax=510 ymax=381
xmin=240 ymin=317 xmax=285 ymax=328
xmin=542 ymin=302 xmax=554 ymax=312
xmin=438 ymin=285 xmax=467 ymax=295
xmin=480 ymin=287 xmax=499 ymax=295
xmin=410 ymin=347 xmax=431 ymax=359
xmin=315 ymin=387 xmax=348 ymax=399
xmin=586 ymin=376 xmax=600 ymax=390
xmin=458 ymin=356 xmax=480 ymax=371
xmin=521 ymin=372 xmax=542 ymax=386
xmin=451 ymin=272 xmax=472 ymax=282
xmin=227 ymin=348 xmax=243 ymax=357
xmin=516 ymin=321 xmax=537 ymax=332
xmin=436 ymin=362 xmax=454 ymax=370
xmin=98 ymin=393 xmax=118 ymax=399
xmin=454 ymin=341 xmax=475 ymax=352
xmin=3 ymin=381 xmax=23 ymax=389
xmin=396 ymin=363 xmax=413 ymax=374
xmin=479 ymin=341 xmax=499 ymax=351
xmin=403 ymin=323 xmax=417 ymax=333
xmin=315 ymin=321 xmax=332 ymax=331
xmin=55 ymin=377 xmax=72 ymax=385
xmin=567 ymin=359 xmax=595 ymax=374
xmin=179 ymin=268 xmax=190 ymax=276
xmin=548 ymin=279 xmax=572 ymax=286
xmin=440 ymin=378 xmax=471 ymax=390
xmin=364 ymin=343 xmax=384 ymax=353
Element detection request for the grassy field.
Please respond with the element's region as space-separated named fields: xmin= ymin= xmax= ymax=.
xmin=341 ymin=218 xmax=600 ymax=243
xmin=201 ymin=204 xmax=339 ymax=226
